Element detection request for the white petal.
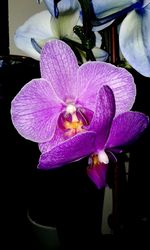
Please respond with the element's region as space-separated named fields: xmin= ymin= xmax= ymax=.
xmin=142 ymin=3 xmax=150 ymax=63
xmin=92 ymin=0 xmax=135 ymax=16
xmin=91 ymin=0 xmax=135 ymax=31
xmin=14 ymin=10 xmax=58 ymax=60
xmin=92 ymin=47 xmax=108 ymax=62
xmin=92 ymin=20 xmax=114 ymax=32
xmin=94 ymin=32 xmax=102 ymax=47
xmin=90 ymin=32 xmax=108 ymax=61
xmin=143 ymin=0 xmax=150 ymax=8
xmin=50 ymin=9 xmax=80 ymax=39
xmin=119 ymin=9 xmax=150 ymax=77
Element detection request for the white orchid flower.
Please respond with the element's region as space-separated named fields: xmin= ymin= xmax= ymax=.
xmin=119 ymin=0 xmax=150 ymax=77
xmin=14 ymin=9 xmax=108 ymax=62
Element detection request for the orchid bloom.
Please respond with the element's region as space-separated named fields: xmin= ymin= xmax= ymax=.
xmin=11 ymin=39 xmax=136 ymax=148
xmin=14 ymin=8 xmax=107 ymax=62
xmin=119 ymin=0 xmax=150 ymax=77
xmin=38 ymin=85 xmax=149 ymax=189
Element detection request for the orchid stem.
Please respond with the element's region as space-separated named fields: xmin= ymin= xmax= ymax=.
xmin=77 ymin=0 xmax=96 ymax=61
xmin=78 ymin=0 xmax=92 ymax=39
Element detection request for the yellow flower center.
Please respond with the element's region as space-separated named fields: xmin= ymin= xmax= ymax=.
xmin=88 ymin=151 xmax=109 ymax=169
xmin=88 ymin=154 xmax=100 ymax=169
xmin=64 ymin=113 xmax=84 ymax=137
xmin=92 ymin=154 xmax=99 ymax=165
xmin=58 ymin=103 xmax=91 ymax=138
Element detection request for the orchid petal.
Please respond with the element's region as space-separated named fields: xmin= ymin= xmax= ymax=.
xmin=11 ymin=79 xmax=62 ymax=142
xmin=87 ymin=163 xmax=108 ymax=189
xmin=119 ymin=4 xmax=150 ymax=77
xmin=92 ymin=47 xmax=108 ymax=62
xmin=89 ymin=86 xmax=115 ymax=149
xmin=43 ymin=0 xmax=80 ymax=16
xmin=40 ymin=40 xmax=79 ymax=101
xmin=14 ymin=11 xmax=57 ymax=60
xmin=94 ymin=31 xmax=102 ymax=48
xmin=77 ymin=48 xmax=108 ymax=64
xmin=50 ymin=9 xmax=80 ymax=38
xmin=92 ymin=20 xmax=114 ymax=32
xmin=140 ymin=3 xmax=150 ymax=62
xmin=91 ymin=0 xmax=134 ymax=31
xmin=143 ymin=0 xmax=150 ymax=8
xmin=106 ymin=111 xmax=149 ymax=149
xmin=38 ymin=131 xmax=96 ymax=169
xmin=91 ymin=0 xmax=134 ymax=16
xmin=77 ymin=61 xmax=136 ymax=114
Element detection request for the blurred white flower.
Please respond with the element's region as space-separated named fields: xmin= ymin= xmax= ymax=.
xmin=14 ymin=9 xmax=108 ymax=61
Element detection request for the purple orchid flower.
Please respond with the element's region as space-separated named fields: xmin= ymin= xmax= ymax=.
xmin=11 ymin=40 xmax=136 ymax=148
xmin=39 ymin=85 xmax=149 ymax=189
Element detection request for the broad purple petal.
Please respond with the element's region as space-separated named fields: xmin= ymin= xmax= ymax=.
xmin=87 ymin=163 xmax=108 ymax=189
xmin=106 ymin=111 xmax=149 ymax=149
xmin=11 ymin=79 xmax=62 ymax=142
xmin=40 ymin=40 xmax=79 ymax=101
xmin=89 ymin=86 xmax=115 ymax=149
xmin=38 ymin=131 xmax=96 ymax=169
xmin=77 ymin=61 xmax=136 ymax=114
